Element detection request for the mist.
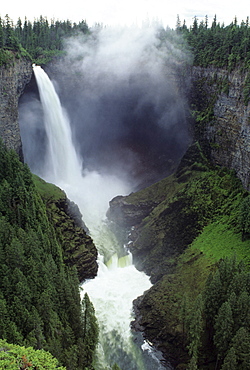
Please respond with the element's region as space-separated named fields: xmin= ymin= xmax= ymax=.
xmin=19 ymin=26 xmax=191 ymax=369
xmin=19 ymin=25 xmax=192 ymax=190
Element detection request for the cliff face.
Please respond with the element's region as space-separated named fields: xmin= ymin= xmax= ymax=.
xmin=0 ymin=56 xmax=98 ymax=281
xmin=108 ymin=142 xmax=246 ymax=367
xmin=108 ymin=67 xmax=250 ymax=367
xmin=33 ymin=175 xmax=98 ymax=281
xmin=191 ymin=66 xmax=250 ymax=190
xmin=0 ymin=56 xmax=33 ymax=157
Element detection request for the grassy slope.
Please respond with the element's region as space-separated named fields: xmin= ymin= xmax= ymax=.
xmin=129 ymin=143 xmax=250 ymax=367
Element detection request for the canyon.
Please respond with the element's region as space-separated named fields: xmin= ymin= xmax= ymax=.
xmin=1 ymin=54 xmax=250 ymax=368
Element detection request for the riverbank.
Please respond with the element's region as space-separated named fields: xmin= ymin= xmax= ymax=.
xmin=108 ymin=141 xmax=250 ymax=368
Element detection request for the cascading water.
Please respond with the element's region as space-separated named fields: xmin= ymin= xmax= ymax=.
xmin=32 ymin=65 xmax=168 ymax=369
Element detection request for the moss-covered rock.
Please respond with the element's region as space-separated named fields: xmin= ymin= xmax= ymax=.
xmin=33 ymin=175 xmax=98 ymax=281
xmin=108 ymin=142 xmax=249 ymax=367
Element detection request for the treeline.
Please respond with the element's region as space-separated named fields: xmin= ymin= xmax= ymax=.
xmin=2 ymin=13 xmax=250 ymax=70
xmin=183 ymin=256 xmax=250 ymax=369
xmin=177 ymin=15 xmax=250 ymax=70
xmin=0 ymin=14 xmax=89 ymax=64
xmin=0 ymin=141 xmax=98 ymax=369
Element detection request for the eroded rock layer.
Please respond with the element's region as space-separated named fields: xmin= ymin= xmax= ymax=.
xmin=191 ymin=66 xmax=250 ymax=190
xmin=0 ymin=56 xmax=32 ymax=156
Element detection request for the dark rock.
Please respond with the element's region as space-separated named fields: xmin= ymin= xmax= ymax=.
xmin=50 ymin=194 xmax=98 ymax=281
xmin=35 ymin=177 xmax=98 ymax=281
xmin=66 ymin=198 xmax=89 ymax=232
xmin=191 ymin=66 xmax=250 ymax=190
xmin=0 ymin=56 xmax=32 ymax=157
xmin=107 ymin=195 xmax=158 ymax=228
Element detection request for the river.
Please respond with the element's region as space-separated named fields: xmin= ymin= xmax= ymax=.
xmin=29 ymin=65 xmax=168 ymax=369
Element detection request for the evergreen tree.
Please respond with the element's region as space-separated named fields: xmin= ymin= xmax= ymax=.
xmin=221 ymin=347 xmax=237 ymax=370
xmin=204 ymin=270 xmax=223 ymax=334
xmin=214 ymin=301 xmax=234 ymax=363
xmin=187 ymin=294 xmax=204 ymax=369
xmin=239 ymin=195 xmax=250 ymax=237
xmin=231 ymin=327 xmax=250 ymax=368
xmin=4 ymin=14 xmax=19 ymax=49
xmin=0 ymin=142 xmax=98 ymax=369
xmin=0 ymin=17 xmax=3 ymax=48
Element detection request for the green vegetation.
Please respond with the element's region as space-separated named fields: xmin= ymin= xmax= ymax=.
xmin=1 ymin=10 xmax=250 ymax=370
xmin=129 ymin=143 xmax=245 ymax=278
xmin=0 ymin=141 xmax=98 ymax=369
xmin=0 ymin=339 xmax=66 ymax=369
xmin=126 ymin=142 xmax=250 ymax=369
xmin=1 ymin=12 xmax=250 ymax=70
xmin=184 ymin=256 xmax=250 ymax=369
xmin=0 ymin=14 xmax=89 ymax=65
xmin=177 ymin=15 xmax=250 ymax=70
xmin=191 ymin=221 xmax=250 ymax=262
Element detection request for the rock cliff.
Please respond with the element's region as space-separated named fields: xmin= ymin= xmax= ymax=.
xmin=33 ymin=175 xmax=98 ymax=281
xmin=108 ymin=66 xmax=250 ymax=366
xmin=0 ymin=56 xmax=98 ymax=281
xmin=0 ymin=55 xmax=33 ymax=157
xmin=191 ymin=66 xmax=250 ymax=190
xmin=108 ymin=142 xmax=246 ymax=367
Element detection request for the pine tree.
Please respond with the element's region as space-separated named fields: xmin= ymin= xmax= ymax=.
xmin=82 ymin=293 xmax=99 ymax=366
xmin=231 ymin=327 xmax=250 ymax=368
xmin=0 ymin=17 xmax=3 ymax=48
xmin=187 ymin=294 xmax=204 ymax=369
xmin=214 ymin=301 xmax=234 ymax=362
xmin=204 ymin=270 xmax=223 ymax=335
xmin=221 ymin=347 xmax=237 ymax=370
xmin=4 ymin=14 xmax=19 ymax=50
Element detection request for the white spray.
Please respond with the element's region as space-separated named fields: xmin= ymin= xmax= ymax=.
xmin=32 ymin=65 xmax=167 ymax=369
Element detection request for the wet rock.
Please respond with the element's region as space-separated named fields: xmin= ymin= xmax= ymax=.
xmin=107 ymin=195 xmax=157 ymax=228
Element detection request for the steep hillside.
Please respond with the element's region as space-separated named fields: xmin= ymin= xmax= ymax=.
xmin=191 ymin=66 xmax=250 ymax=190
xmin=0 ymin=142 xmax=98 ymax=370
xmin=108 ymin=142 xmax=250 ymax=368
xmin=33 ymin=175 xmax=98 ymax=281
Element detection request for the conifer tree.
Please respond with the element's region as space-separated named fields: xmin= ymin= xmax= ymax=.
xmin=214 ymin=301 xmax=234 ymax=363
xmin=187 ymin=294 xmax=204 ymax=369
xmin=221 ymin=347 xmax=237 ymax=370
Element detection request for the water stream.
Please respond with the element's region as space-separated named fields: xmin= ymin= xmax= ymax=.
xmin=31 ymin=65 xmax=167 ymax=369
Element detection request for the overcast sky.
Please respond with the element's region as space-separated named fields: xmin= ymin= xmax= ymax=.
xmin=1 ymin=0 xmax=249 ymax=29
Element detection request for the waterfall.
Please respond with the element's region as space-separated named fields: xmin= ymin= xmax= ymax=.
xmin=32 ymin=65 xmax=82 ymax=184
xmin=32 ymin=65 xmax=167 ymax=369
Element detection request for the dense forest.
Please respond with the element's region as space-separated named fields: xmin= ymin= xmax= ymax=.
xmin=0 ymin=141 xmax=98 ymax=369
xmin=1 ymin=13 xmax=250 ymax=69
xmin=0 ymin=14 xmax=90 ymax=65
xmin=177 ymin=15 xmax=250 ymax=70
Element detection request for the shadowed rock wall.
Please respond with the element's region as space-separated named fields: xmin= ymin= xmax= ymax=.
xmin=191 ymin=66 xmax=250 ymax=190
xmin=0 ymin=56 xmax=32 ymax=157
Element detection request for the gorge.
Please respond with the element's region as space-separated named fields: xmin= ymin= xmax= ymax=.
xmin=31 ymin=63 xmax=166 ymax=370
xmin=1 ymin=24 xmax=250 ymax=370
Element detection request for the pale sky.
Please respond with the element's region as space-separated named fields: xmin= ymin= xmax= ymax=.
xmin=1 ymin=0 xmax=249 ymax=29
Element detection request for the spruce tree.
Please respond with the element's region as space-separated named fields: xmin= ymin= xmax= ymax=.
xmin=221 ymin=347 xmax=237 ymax=370
xmin=214 ymin=301 xmax=234 ymax=363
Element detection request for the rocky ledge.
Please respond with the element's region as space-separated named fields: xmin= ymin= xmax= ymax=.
xmin=108 ymin=143 xmax=207 ymax=282
xmin=34 ymin=175 xmax=98 ymax=281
